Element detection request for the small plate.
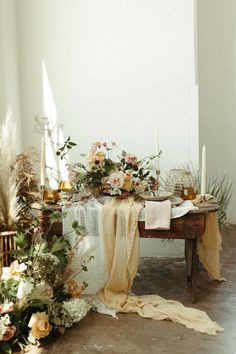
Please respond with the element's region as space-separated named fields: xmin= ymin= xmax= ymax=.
xmin=139 ymin=191 xmax=173 ymax=201
xmin=169 ymin=196 xmax=183 ymax=206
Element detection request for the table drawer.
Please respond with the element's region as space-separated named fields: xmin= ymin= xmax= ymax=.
xmin=138 ymin=213 xmax=206 ymax=239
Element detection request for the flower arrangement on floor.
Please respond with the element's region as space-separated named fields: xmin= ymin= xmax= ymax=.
xmin=0 ymin=213 xmax=91 ymax=353
xmin=0 ymin=112 xmax=22 ymax=231
xmin=67 ymin=141 xmax=161 ymax=197
xmin=0 ymin=113 xmax=41 ymax=232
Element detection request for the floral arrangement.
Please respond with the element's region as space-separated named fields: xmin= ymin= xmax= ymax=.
xmin=68 ymin=141 xmax=161 ymax=197
xmin=0 ymin=213 xmax=91 ymax=353
xmin=15 ymin=150 xmax=41 ymax=228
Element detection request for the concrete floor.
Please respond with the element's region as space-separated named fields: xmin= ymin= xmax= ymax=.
xmin=24 ymin=226 xmax=236 ymax=354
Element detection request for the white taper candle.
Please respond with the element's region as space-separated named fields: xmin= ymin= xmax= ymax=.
xmin=200 ymin=144 xmax=207 ymax=196
xmin=155 ymin=128 xmax=160 ymax=170
xmin=40 ymin=131 xmax=46 ymax=187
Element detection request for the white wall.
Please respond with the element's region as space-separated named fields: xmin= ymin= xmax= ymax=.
xmin=17 ymin=0 xmax=198 ymax=256
xmin=198 ymin=0 xmax=236 ymax=223
xmin=0 ymin=0 xmax=22 ymax=149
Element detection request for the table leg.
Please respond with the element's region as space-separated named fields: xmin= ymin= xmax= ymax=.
xmin=190 ymin=239 xmax=197 ymax=303
xmin=185 ymin=240 xmax=192 ymax=282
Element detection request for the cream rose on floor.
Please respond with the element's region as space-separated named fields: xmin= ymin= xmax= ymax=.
xmin=28 ymin=312 xmax=52 ymax=343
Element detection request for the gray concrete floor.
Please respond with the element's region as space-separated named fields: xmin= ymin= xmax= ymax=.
xmin=24 ymin=226 xmax=236 ymax=354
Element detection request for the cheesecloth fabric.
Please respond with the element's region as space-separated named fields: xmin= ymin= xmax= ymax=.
xmin=63 ymin=197 xmax=223 ymax=335
xmin=197 ymin=212 xmax=226 ymax=281
xmin=63 ymin=199 xmax=108 ymax=294
xmin=98 ymin=197 xmax=223 ymax=335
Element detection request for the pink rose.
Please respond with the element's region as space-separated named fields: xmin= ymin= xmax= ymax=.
xmin=68 ymin=170 xmax=77 ymax=183
xmin=125 ymin=153 xmax=138 ymax=166
xmin=0 ymin=302 xmax=14 ymax=314
xmin=3 ymin=326 xmax=16 ymax=341
xmin=108 ymin=172 xmax=124 ymax=189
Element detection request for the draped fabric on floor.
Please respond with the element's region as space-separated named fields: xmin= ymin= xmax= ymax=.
xmin=63 ymin=197 xmax=224 ymax=335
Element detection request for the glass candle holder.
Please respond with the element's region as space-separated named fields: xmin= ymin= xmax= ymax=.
xmin=165 ymin=169 xmax=196 ymax=200
xmin=43 ymin=189 xmax=60 ymax=204
xmin=59 ymin=180 xmax=73 ymax=192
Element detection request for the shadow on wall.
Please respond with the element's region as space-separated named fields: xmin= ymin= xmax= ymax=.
xmin=198 ymin=0 xmax=236 ymax=223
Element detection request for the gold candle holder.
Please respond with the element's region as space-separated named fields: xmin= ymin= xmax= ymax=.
xmin=40 ymin=185 xmax=46 ymax=202
xmin=59 ymin=180 xmax=73 ymax=192
xmin=156 ymin=169 xmax=160 ymax=190
xmin=200 ymin=195 xmax=206 ymax=202
xmin=43 ymin=189 xmax=60 ymax=204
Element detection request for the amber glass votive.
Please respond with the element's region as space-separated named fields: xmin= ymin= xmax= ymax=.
xmin=43 ymin=189 xmax=60 ymax=204
xmin=59 ymin=180 xmax=72 ymax=192
xmin=181 ymin=186 xmax=196 ymax=200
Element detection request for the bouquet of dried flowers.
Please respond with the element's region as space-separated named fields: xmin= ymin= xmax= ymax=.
xmin=0 ymin=212 xmax=91 ymax=353
xmin=0 ymin=113 xmax=22 ymax=231
xmin=68 ymin=141 xmax=161 ymax=197
xmin=15 ymin=150 xmax=41 ymax=228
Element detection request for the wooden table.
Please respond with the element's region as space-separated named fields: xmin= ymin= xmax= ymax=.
xmin=138 ymin=203 xmax=219 ymax=303
xmin=31 ymin=202 xmax=218 ymax=303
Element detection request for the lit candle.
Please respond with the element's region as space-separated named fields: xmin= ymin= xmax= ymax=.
xmin=40 ymin=131 xmax=46 ymax=187
xmin=155 ymin=128 xmax=160 ymax=170
xmin=200 ymin=144 xmax=207 ymax=197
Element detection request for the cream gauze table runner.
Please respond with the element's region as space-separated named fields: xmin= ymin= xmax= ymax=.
xmin=63 ymin=197 xmax=224 ymax=335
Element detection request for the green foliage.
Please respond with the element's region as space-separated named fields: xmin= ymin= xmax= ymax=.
xmin=207 ymin=172 xmax=232 ymax=226
xmin=49 ymin=211 xmax=67 ymax=224
xmin=72 ymin=220 xmax=84 ymax=236
xmin=0 ymin=210 xmax=90 ymax=352
xmin=0 ymin=342 xmax=12 ymax=354
xmin=56 ymin=136 xmax=77 ymax=160
xmin=0 ymin=279 xmax=18 ymax=302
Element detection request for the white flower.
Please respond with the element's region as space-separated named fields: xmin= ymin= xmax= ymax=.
xmin=17 ymin=280 xmax=34 ymax=300
xmin=1 ymin=260 xmax=27 ymax=281
xmin=108 ymin=172 xmax=124 ymax=189
xmin=0 ymin=314 xmax=11 ymax=341
xmin=61 ymin=298 xmax=90 ymax=326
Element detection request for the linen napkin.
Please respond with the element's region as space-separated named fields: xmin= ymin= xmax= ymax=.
xmin=145 ymin=199 xmax=171 ymax=229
